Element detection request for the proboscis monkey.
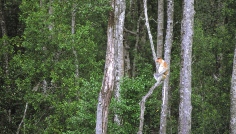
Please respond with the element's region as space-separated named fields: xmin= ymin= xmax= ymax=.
xmin=154 ymin=58 xmax=168 ymax=81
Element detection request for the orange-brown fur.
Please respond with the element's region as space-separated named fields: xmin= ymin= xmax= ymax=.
xmin=156 ymin=58 xmax=168 ymax=78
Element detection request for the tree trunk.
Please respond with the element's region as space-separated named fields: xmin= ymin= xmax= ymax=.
xmin=159 ymin=0 xmax=174 ymax=133
xmin=0 ymin=0 xmax=8 ymax=79
xmin=96 ymin=0 xmax=126 ymax=133
xmin=113 ymin=0 xmax=126 ymax=125
xmin=0 ymin=0 xmax=10 ymax=123
xmin=95 ymin=11 xmax=116 ymax=133
xmin=230 ymin=45 xmax=236 ymax=134
xmin=124 ymin=33 xmax=131 ymax=77
xmin=48 ymin=0 xmax=53 ymax=31
xmin=137 ymin=0 xmax=166 ymax=133
xmin=178 ymin=0 xmax=194 ymax=133
xmin=156 ymin=0 xmax=164 ymax=58
xmin=71 ymin=3 xmax=79 ymax=80
xmin=132 ymin=13 xmax=142 ymax=77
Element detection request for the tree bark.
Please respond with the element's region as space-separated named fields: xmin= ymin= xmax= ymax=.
xmin=71 ymin=3 xmax=79 ymax=80
xmin=143 ymin=0 xmax=158 ymax=70
xmin=159 ymin=0 xmax=174 ymax=133
xmin=124 ymin=34 xmax=131 ymax=77
xmin=114 ymin=0 xmax=126 ymax=125
xmin=230 ymin=45 xmax=236 ymax=134
xmin=0 ymin=0 xmax=8 ymax=78
xmin=96 ymin=0 xmax=126 ymax=133
xmin=16 ymin=103 xmax=28 ymax=134
xmin=132 ymin=13 xmax=142 ymax=77
xmin=0 ymin=0 xmax=10 ymax=123
xmin=178 ymin=0 xmax=194 ymax=133
xmin=48 ymin=0 xmax=53 ymax=31
xmin=138 ymin=78 xmax=163 ymax=134
xmin=156 ymin=0 xmax=164 ymax=58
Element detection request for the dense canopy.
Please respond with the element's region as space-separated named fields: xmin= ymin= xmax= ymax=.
xmin=0 ymin=0 xmax=235 ymax=133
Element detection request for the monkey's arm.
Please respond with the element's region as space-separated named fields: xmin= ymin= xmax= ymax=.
xmin=153 ymin=67 xmax=169 ymax=81
xmin=157 ymin=67 xmax=169 ymax=76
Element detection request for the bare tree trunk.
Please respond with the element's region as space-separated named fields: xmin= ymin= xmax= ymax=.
xmin=0 ymin=0 xmax=8 ymax=80
xmin=159 ymin=0 xmax=174 ymax=134
xmin=178 ymin=0 xmax=194 ymax=133
xmin=0 ymin=0 xmax=10 ymax=123
xmin=113 ymin=0 xmax=126 ymax=125
xmin=137 ymin=1 xmax=165 ymax=133
xmin=230 ymin=45 xmax=236 ymax=134
xmin=124 ymin=34 xmax=131 ymax=77
xmin=156 ymin=0 xmax=164 ymax=58
xmin=96 ymin=0 xmax=119 ymax=134
xmin=48 ymin=0 xmax=53 ymax=31
xmin=71 ymin=3 xmax=79 ymax=80
xmin=132 ymin=13 xmax=143 ymax=77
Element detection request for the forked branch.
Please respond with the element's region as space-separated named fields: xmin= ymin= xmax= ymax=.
xmin=137 ymin=76 xmax=163 ymax=134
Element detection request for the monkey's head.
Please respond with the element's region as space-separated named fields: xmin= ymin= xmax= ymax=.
xmin=156 ymin=57 xmax=163 ymax=63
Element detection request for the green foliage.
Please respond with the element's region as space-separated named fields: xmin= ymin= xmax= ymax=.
xmin=108 ymin=66 xmax=163 ymax=133
xmin=2 ymin=0 xmax=236 ymax=133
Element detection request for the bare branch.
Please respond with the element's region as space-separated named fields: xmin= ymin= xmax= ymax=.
xmin=16 ymin=103 xmax=28 ymax=134
xmin=137 ymin=78 xmax=163 ymax=134
xmin=124 ymin=27 xmax=137 ymax=35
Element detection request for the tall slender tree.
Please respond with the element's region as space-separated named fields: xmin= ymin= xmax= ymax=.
xmin=114 ymin=0 xmax=126 ymax=125
xmin=230 ymin=45 xmax=236 ymax=134
xmin=156 ymin=0 xmax=164 ymax=58
xmin=178 ymin=0 xmax=194 ymax=133
xmin=159 ymin=0 xmax=174 ymax=133
xmin=0 ymin=0 xmax=10 ymax=124
xmin=96 ymin=0 xmax=126 ymax=133
xmin=71 ymin=2 xmax=79 ymax=81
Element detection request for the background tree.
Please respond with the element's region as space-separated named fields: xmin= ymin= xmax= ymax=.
xmin=159 ymin=0 xmax=174 ymax=133
xmin=230 ymin=45 xmax=236 ymax=134
xmin=114 ymin=0 xmax=126 ymax=125
xmin=178 ymin=0 xmax=194 ymax=133
xmin=156 ymin=0 xmax=164 ymax=58
xmin=96 ymin=0 xmax=126 ymax=133
xmin=1 ymin=0 xmax=236 ymax=133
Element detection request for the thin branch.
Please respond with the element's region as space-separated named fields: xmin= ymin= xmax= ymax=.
xmin=16 ymin=103 xmax=28 ymax=134
xmin=124 ymin=27 xmax=137 ymax=35
xmin=143 ymin=0 xmax=158 ymax=70
xmin=137 ymin=77 xmax=163 ymax=134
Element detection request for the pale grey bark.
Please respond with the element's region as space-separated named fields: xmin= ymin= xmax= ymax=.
xmin=71 ymin=3 xmax=79 ymax=79
xmin=16 ymin=103 xmax=28 ymax=134
xmin=0 ymin=1 xmax=7 ymax=36
xmin=42 ymin=0 xmax=54 ymax=94
xmin=113 ymin=0 xmax=126 ymax=125
xmin=156 ymin=0 xmax=164 ymax=58
xmin=48 ymin=0 xmax=53 ymax=31
xmin=138 ymin=78 xmax=163 ymax=134
xmin=178 ymin=0 xmax=194 ymax=133
xmin=137 ymin=1 xmax=165 ymax=133
xmin=96 ymin=0 xmax=126 ymax=133
xmin=230 ymin=46 xmax=236 ymax=134
xmin=95 ymin=15 xmax=116 ymax=133
xmin=143 ymin=0 xmax=158 ymax=70
xmin=159 ymin=0 xmax=174 ymax=133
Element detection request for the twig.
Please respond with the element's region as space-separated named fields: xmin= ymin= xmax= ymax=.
xmin=16 ymin=103 xmax=28 ymax=134
xmin=124 ymin=27 xmax=137 ymax=35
